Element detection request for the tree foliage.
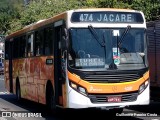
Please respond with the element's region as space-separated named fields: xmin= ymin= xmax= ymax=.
xmin=0 ymin=0 xmax=160 ymax=35
xmin=0 ymin=0 xmax=22 ymax=34
xmin=20 ymin=0 xmax=87 ymax=26
xmin=90 ymin=0 xmax=160 ymax=21
xmin=7 ymin=0 xmax=91 ymax=34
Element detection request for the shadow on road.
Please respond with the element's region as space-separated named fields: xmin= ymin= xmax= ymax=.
xmin=127 ymin=101 xmax=160 ymax=115
xmin=0 ymin=94 xmax=144 ymax=120
xmin=51 ymin=108 xmax=144 ymax=120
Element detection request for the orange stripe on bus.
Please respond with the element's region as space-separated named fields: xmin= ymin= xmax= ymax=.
xmin=68 ymin=71 xmax=149 ymax=94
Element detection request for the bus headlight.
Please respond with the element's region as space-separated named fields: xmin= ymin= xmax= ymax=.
xmin=138 ymin=80 xmax=149 ymax=94
xmin=69 ymin=81 xmax=87 ymax=96
xmin=70 ymin=82 xmax=78 ymax=89
xmin=78 ymin=87 xmax=86 ymax=94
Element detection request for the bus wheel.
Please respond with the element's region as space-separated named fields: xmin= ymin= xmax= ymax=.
xmin=16 ymin=81 xmax=21 ymax=101
xmin=46 ymin=85 xmax=56 ymax=113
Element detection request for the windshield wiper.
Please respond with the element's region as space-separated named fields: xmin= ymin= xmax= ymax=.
xmin=88 ymin=25 xmax=105 ymax=47
xmin=118 ymin=25 xmax=131 ymax=47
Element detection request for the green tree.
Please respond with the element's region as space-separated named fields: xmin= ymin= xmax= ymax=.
xmin=0 ymin=0 xmax=23 ymax=35
xmin=2 ymin=0 xmax=160 ymax=35
xmin=8 ymin=0 xmax=91 ymax=34
xmin=94 ymin=0 xmax=160 ymax=21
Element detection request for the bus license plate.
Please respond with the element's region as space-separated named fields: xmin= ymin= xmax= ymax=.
xmin=107 ymin=96 xmax=121 ymax=102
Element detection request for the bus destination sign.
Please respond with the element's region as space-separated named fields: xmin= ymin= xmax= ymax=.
xmin=71 ymin=12 xmax=143 ymax=23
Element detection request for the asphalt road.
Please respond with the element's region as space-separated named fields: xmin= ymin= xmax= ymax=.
xmin=0 ymin=75 xmax=8 ymax=95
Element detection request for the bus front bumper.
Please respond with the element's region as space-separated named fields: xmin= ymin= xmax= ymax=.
xmin=67 ymin=85 xmax=149 ymax=109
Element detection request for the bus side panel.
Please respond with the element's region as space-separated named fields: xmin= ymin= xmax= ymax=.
xmin=19 ymin=59 xmax=27 ymax=99
xmin=12 ymin=59 xmax=27 ymax=98
xmin=25 ymin=56 xmax=54 ymax=104
xmin=24 ymin=57 xmax=48 ymax=103
xmin=27 ymin=58 xmax=38 ymax=102
xmin=37 ymin=56 xmax=54 ymax=104
xmin=11 ymin=56 xmax=54 ymax=104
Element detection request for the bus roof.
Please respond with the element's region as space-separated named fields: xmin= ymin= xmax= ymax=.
xmin=5 ymin=11 xmax=67 ymax=40
xmin=5 ymin=8 xmax=142 ymax=40
xmin=70 ymin=8 xmax=140 ymax=12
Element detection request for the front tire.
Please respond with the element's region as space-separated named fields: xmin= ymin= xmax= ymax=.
xmin=16 ymin=81 xmax=21 ymax=101
xmin=46 ymin=85 xmax=56 ymax=113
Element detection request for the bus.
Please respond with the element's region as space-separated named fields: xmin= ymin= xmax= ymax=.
xmin=4 ymin=8 xmax=149 ymax=113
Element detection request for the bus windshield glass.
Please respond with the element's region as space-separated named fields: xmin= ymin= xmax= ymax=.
xmin=68 ymin=28 xmax=147 ymax=70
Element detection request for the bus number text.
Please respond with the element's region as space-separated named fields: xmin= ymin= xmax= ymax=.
xmin=80 ymin=14 xmax=93 ymax=22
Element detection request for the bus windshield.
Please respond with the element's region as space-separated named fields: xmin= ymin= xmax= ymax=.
xmin=68 ymin=28 xmax=147 ymax=70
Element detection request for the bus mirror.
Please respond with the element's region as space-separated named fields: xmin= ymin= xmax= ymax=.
xmin=62 ymin=28 xmax=69 ymax=49
xmin=61 ymin=36 xmax=66 ymax=49
xmin=63 ymin=50 xmax=67 ymax=59
xmin=64 ymin=28 xmax=68 ymax=37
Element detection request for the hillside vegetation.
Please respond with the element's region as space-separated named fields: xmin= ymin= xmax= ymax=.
xmin=0 ymin=0 xmax=160 ymax=35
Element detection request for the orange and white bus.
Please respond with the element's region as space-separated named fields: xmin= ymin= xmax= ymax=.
xmin=4 ymin=8 xmax=149 ymax=113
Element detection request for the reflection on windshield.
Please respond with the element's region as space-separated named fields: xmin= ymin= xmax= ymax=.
xmin=68 ymin=28 xmax=147 ymax=70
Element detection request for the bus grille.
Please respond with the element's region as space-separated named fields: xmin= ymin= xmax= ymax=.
xmin=89 ymin=92 xmax=138 ymax=103
xmin=84 ymin=73 xmax=140 ymax=83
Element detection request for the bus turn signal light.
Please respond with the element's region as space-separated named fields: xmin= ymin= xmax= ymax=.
xmin=139 ymin=80 xmax=149 ymax=94
xmin=69 ymin=81 xmax=87 ymax=96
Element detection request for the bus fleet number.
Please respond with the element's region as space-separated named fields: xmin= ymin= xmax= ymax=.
xmin=80 ymin=14 xmax=93 ymax=22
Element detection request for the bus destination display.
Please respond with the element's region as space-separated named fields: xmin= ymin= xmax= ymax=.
xmin=71 ymin=12 xmax=143 ymax=23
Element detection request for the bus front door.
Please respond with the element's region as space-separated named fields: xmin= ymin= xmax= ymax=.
xmin=54 ymin=24 xmax=64 ymax=106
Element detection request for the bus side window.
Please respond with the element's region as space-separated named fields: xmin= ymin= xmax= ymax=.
xmin=13 ymin=38 xmax=19 ymax=59
xmin=44 ymin=27 xmax=53 ymax=55
xmin=35 ymin=31 xmax=43 ymax=56
xmin=27 ymin=34 xmax=34 ymax=57
xmin=5 ymin=41 xmax=9 ymax=60
xmin=19 ymin=35 xmax=27 ymax=58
